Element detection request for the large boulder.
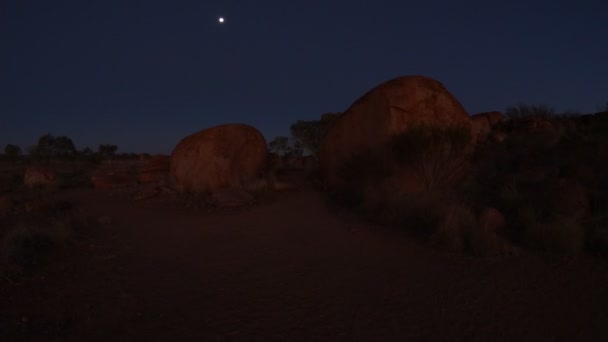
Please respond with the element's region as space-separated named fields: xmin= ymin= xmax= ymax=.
xmin=171 ymin=124 xmax=269 ymax=193
xmin=318 ymin=75 xmax=473 ymax=193
xmin=210 ymin=188 xmax=255 ymax=207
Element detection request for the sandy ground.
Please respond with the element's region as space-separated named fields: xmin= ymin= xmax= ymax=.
xmin=1 ymin=172 xmax=608 ymax=341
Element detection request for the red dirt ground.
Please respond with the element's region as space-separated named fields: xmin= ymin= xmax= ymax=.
xmin=2 ymin=172 xmax=608 ymax=341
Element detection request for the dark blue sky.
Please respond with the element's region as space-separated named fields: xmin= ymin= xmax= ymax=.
xmin=2 ymin=0 xmax=607 ymax=154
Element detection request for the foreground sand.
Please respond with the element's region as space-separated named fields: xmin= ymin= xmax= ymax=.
xmin=2 ymin=173 xmax=608 ymax=341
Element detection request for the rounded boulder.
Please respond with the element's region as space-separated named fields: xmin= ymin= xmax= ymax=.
xmin=318 ymin=75 xmax=472 ymax=191
xmin=171 ymin=124 xmax=269 ymax=193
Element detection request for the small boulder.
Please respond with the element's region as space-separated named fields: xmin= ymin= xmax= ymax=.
xmin=475 ymin=111 xmax=505 ymax=127
xmin=490 ymin=131 xmax=507 ymax=143
xmin=479 ymin=207 xmax=506 ymax=234
xmin=471 ymin=112 xmax=505 ymax=144
xmin=138 ymin=155 xmax=170 ymax=184
xmin=24 ymin=167 xmax=58 ymax=188
xmin=471 ymin=115 xmax=492 ymax=144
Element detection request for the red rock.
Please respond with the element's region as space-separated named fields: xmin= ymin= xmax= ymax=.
xmin=479 ymin=207 xmax=506 ymax=233
xmin=138 ymin=155 xmax=170 ymax=184
xmin=471 ymin=112 xmax=505 ymax=144
xmin=475 ymin=111 xmax=505 ymax=127
xmin=171 ymin=124 xmax=269 ymax=193
xmin=471 ymin=115 xmax=492 ymax=144
xmin=318 ymin=75 xmax=473 ymax=194
xmin=23 ymin=167 xmax=58 ymax=188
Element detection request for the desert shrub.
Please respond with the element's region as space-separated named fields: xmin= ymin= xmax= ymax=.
xmin=390 ymin=124 xmax=471 ymax=191
xmin=0 ymin=173 xmax=24 ymax=193
xmin=431 ymin=203 xmax=476 ymax=252
xmin=334 ymin=124 xmax=471 ymax=206
xmin=462 ymin=121 xmax=598 ymax=255
xmin=0 ymin=197 xmax=88 ymax=275
xmin=430 ymin=203 xmax=513 ymax=256
xmin=333 ymin=147 xmax=391 ymax=208
xmin=3 ymin=216 xmax=86 ymax=269
xmin=3 ymin=224 xmax=56 ymax=268
xmin=361 ymin=190 xmax=448 ymax=233
xmin=505 ymin=104 xmax=556 ymax=120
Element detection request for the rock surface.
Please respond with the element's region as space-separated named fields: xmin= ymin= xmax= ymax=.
xmin=24 ymin=167 xmax=58 ymax=188
xmin=138 ymin=155 xmax=170 ymax=184
xmin=318 ymin=75 xmax=472 ymax=193
xmin=171 ymin=124 xmax=269 ymax=193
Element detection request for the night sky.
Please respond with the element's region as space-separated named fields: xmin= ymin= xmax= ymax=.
xmin=2 ymin=0 xmax=607 ymax=154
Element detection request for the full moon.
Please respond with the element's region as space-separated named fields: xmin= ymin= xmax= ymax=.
xmin=218 ymin=17 xmax=225 ymax=23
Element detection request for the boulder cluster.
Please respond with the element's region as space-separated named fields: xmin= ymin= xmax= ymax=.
xmin=18 ymin=75 xmax=606 ymax=252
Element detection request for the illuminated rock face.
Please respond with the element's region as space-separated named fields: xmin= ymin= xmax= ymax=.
xmin=318 ymin=75 xmax=472 ymax=192
xmin=170 ymin=124 xmax=269 ymax=193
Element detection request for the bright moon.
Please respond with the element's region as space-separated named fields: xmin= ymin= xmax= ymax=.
xmin=218 ymin=17 xmax=225 ymax=23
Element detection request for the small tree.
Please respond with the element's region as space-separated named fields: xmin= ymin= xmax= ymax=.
xmin=30 ymin=133 xmax=77 ymax=160
xmin=268 ymin=136 xmax=289 ymax=155
xmin=4 ymin=144 xmax=22 ymax=159
xmin=81 ymin=147 xmax=94 ymax=155
xmin=290 ymin=112 xmax=340 ymax=155
xmin=505 ymin=104 xmax=556 ymax=120
xmin=286 ymin=140 xmax=304 ymax=158
xmin=98 ymin=144 xmax=118 ymax=159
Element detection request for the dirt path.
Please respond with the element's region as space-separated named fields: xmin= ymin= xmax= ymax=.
xmin=2 ymin=174 xmax=608 ymax=341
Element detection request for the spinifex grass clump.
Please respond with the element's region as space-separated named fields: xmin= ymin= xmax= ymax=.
xmin=389 ymin=124 xmax=471 ymax=191
xmin=0 ymin=195 xmax=89 ymax=277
